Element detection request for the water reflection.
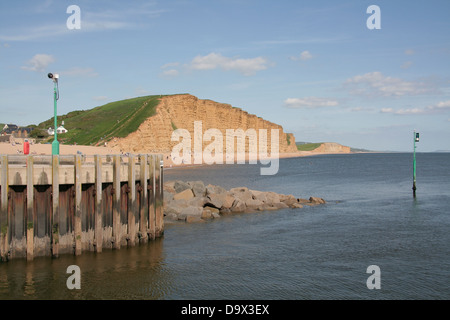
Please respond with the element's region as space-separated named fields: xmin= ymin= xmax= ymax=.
xmin=0 ymin=237 xmax=172 ymax=300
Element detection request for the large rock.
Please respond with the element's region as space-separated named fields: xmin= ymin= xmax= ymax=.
xmin=163 ymin=180 xmax=326 ymax=224
xmin=245 ymin=198 xmax=264 ymax=210
xmin=206 ymin=184 xmax=227 ymax=195
xmin=280 ymin=194 xmax=298 ymax=207
xmin=264 ymin=192 xmax=281 ymax=206
xmin=174 ymin=180 xmax=191 ymax=193
xmin=187 ymin=196 xmax=207 ymax=208
xmin=165 ymin=212 xmax=179 ymax=221
xmin=309 ymin=197 xmax=326 ymax=205
xmin=173 ymin=188 xmax=194 ymax=201
xmin=164 ymin=191 xmax=174 ymax=203
xmin=206 ymin=193 xmax=227 ymax=209
xmin=188 ymin=181 xmax=206 ymax=197
xmin=230 ymin=187 xmax=253 ymax=202
xmin=250 ymin=190 xmax=268 ymax=203
xmin=170 ymin=199 xmax=189 ymax=208
xmin=164 ymin=205 xmax=184 ymax=217
xmin=186 ymin=215 xmax=203 ymax=223
xmin=164 ymin=181 xmax=176 ymax=194
xmin=271 ymin=202 xmax=289 ymax=209
xmin=202 ymin=207 xmax=219 ymax=220
xmin=179 ymin=206 xmax=203 ymax=220
xmin=222 ymin=193 xmax=236 ymax=209
xmin=231 ymin=198 xmax=246 ymax=213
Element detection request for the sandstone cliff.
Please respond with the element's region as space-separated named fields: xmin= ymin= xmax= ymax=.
xmin=311 ymin=142 xmax=351 ymax=154
xmin=109 ymin=94 xmax=297 ymax=155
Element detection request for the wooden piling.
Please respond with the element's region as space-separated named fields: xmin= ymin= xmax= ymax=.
xmin=112 ymin=155 xmax=121 ymax=250
xmin=74 ymin=155 xmax=82 ymax=256
xmin=127 ymin=154 xmax=136 ymax=246
xmin=94 ymin=155 xmax=102 ymax=253
xmin=0 ymin=155 xmax=9 ymax=261
xmin=0 ymin=153 xmax=164 ymax=262
xmin=148 ymin=155 xmax=155 ymax=240
xmin=155 ymin=155 xmax=163 ymax=237
xmin=139 ymin=154 xmax=148 ymax=243
xmin=26 ymin=155 xmax=34 ymax=261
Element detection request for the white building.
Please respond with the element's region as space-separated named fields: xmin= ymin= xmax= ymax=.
xmin=48 ymin=125 xmax=68 ymax=135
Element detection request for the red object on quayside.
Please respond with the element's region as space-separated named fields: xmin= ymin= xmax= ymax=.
xmin=23 ymin=140 xmax=30 ymax=155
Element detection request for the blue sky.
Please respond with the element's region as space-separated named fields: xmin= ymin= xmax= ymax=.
xmin=1 ymin=0 xmax=449 ymax=152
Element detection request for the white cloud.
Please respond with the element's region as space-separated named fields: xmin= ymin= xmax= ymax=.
xmin=161 ymin=69 xmax=179 ymax=77
xmin=400 ymin=61 xmax=413 ymax=69
xmin=160 ymin=62 xmax=180 ymax=77
xmin=284 ymin=97 xmax=339 ymax=109
xmin=188 ymin=52 xmax=269 ymax=76
xmin=161 ymin=62 xmax=179 ymax=69
xmin=1 ymin=24 xmax=68 ymax=41
xmin=344 ymin=71 xmax=436 ymax=97
xmin=1 ymin=3 xmax=165 ymax=42
xmin=380 ymin=100 xmax=450 ymax=115
xmin=254 ymin=35 xmax=349 ymax=46
xmin=290 ymin=50 xmax=313 ymax=61
xmin=436 ymin=100 xmax=450 ymax=109
xmin=21 ymin=54 xmax=55 ymax=72
xmin=349 ymin=107 xmax=367 ymax=112
xmin=405 ymin=49 xmax=415 ymax=55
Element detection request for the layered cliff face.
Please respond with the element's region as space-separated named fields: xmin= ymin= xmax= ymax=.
xmin=311 ymin=142 xmax=351 ymax=154
xmin=109 ymin=94 xmax=297 ymax=155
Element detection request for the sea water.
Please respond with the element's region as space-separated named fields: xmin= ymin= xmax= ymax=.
xmin=0 ymin=153 xmax=449 ymax=299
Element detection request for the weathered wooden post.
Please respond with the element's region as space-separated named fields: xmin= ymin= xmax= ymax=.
xmin=26 ymin=155 xmax=34 ymax=261
xmin=0 ymin=155 xmax=9 ymax=261
xmin=113 ymin=155 xmax=121 ymax=249
xmin=127 ymin=154 xmax=136 ymax=246
xmin=148 ymin=155 xmax=155 ymax=240
xmin=94 ymin=155 xmax=103 ymax=252
xmin=74 ymin=154 xmax=82 ymax=255
xmin=139 ymin=154 xmax=148 ymax=243
xmin=155 ymin=154 xmax=163 ymax=237
xmin=158 ymin=154 xmax=164 ymax=237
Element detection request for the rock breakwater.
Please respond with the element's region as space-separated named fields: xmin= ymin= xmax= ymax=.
xmin=164 ymin=180 xmax=326 ymax=223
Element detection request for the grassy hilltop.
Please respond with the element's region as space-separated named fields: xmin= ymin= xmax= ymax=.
xmin=34 ymin=95 xmax=162 ymax=145
xmin=296 ymin=142 xmax=322 ymax=151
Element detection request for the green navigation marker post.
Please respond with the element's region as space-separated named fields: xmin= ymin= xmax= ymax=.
xmin=48 ymin=73 xmax=60 ymax=155
xmin=412 ymin=130 xmax=419 ymax=198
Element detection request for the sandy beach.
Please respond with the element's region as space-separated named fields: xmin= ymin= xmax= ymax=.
xmin=0 ymin=142 xmax=315 ymax=168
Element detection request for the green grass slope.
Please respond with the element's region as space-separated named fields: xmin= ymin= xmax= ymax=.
xmin=36 ymin=95 xmax=162 ymax=145
xmin=296 ymin=142 xmax=322 ymax=151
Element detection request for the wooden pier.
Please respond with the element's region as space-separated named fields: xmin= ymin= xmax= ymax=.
xmin=0 ymin=154 xmax=164 ymax=261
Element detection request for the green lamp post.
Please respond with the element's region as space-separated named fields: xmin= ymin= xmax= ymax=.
xmin=48 ymin=73 xmax=60 ymax=155
xmin=412 ymin=130 xmax=419 ymax=198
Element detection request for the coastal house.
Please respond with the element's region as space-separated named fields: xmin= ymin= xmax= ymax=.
xmin=48 ymin=125 xmax=68 ymax=135
xmin=2 ymin=124 xmax=18 ymax=135
xmin=1 ymin=124 xmax=33 ymax=137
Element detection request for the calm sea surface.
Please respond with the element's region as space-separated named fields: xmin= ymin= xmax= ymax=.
xmin=0 ymin=153 xmax=449 ymax=300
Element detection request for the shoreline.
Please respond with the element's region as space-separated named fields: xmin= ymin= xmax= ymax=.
xmin=0 ymin=142 xmax=356 ymax=168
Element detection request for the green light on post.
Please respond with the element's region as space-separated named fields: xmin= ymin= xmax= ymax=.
xmin=48 ymin=73 xmax=60 ymax=155
xmin=412 ymin=130 xmax=419 ymax=198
